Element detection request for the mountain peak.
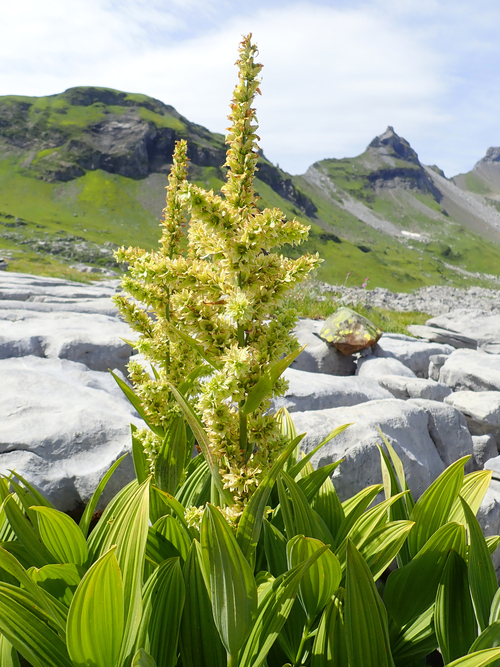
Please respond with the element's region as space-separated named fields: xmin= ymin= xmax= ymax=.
xmin=478 ymin=146 xmax=500 ymax=164
xmin=367 ymin=127 xmax=420 ymax=165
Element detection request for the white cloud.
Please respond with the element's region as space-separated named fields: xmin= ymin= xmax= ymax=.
xmin=2 ymin=0 xmax=500 ymax=176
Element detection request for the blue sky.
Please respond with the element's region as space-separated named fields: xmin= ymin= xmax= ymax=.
xmin=2 ymin=0 xmax=500 ymax=177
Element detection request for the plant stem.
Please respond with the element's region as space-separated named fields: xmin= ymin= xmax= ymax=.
xmin=237 ymin=321 xmax=249 ymax=460
xmin=227 ymin=652 xmax=237 ymax=667
xmin=292 ymin=619 xmax=313 ymax=667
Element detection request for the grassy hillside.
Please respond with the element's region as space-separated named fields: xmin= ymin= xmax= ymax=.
xmin=1 ymin=91 xmax=500 ymax=290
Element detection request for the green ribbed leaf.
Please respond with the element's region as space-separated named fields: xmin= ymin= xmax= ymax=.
xmin=87 ymin=477 xmax=150 ymax=664
xmin=240 ymin=345 xmax=306 ymax=415
xmin=238 ymin=543 xmax=329 ymax=667
xmin=180 ymin=541 xmax=226 ymax=667
xmin=287 ymin=535 xmax=341 ymax=622
xmin=132 ymin=648 xmax=158 ymax=667
xmin=335 ymin=493 xmax=409 ymax=573
xmin=378 ymin=430 xmax=415 ymax=512
xmin=469 ymin=621 xmax=500 ymax=666
xmin=29 ymin=563 xmax=82 ymax=608
xmin=154 ymin=487 xmax=195 ymax=539
xmin=311 ymin=475 xmax=345 ymax=540
xmin=461 ymin=497 xmax=499 ymax=632
xmin=0 ymin=546 xmax=65 ymax=633
xmin=153 ymin=515 xmax=191 ymax=560
xmin=31 ymin=507 xmax=88 ymax=566
xmin=131 ymin=424 xmax=149 ymax=485
xmin=0 ymin=635 xmax=20 ymax=667
xmin=288 ymin=423 xmax=351 ymax=479
xmin=78 ymin=452 xmax=128 ymax=538
xmin=175 ymin=455 xmax=210 ymax=507
xmin=449 ymin=471 xmax=493 ymax=525
xmin=391 ymin=605 xmax=437 ymax=665
xmin=345 ymin=540 xmax=395 ymax=667
xmin=5 ymin=471 xmax=54 ymax=509
xmin=134 ymin=558 xmax=185 ymax=667
xmin=280 ymin=470 xmax=333 ymax=544
xmin=490 ymin=590 xmax=500 ymax=624
xmin=337 ymin=484 xmax=384 ymax=548
xmin=201 ymin=504 xmax=257 ymax=658
xmin=311 ymin=594 xmax=348 ymax=667
xmin=297 ymin=461 xmax=342 ymax=504
xmin=263 ymin=518 xmax=288 ymax=577
xmin=154 ymin=415 xmax=186 ymax=495
xmin=236 ymin=435 xmax=304 ymax=567
xmin=377 ymin=444 xmax=412 ymax=568
xmin=2 ymin=496 xmax=54 ymax=567
xmin=408 ymin=457 xmax=469 ymax=557
xmin=111 ymin=370 xmax=164 ymax=437
xmin=0 ymin=583 xmax=72 ymax=667
xmin=435 ymin=550 xmax=477 ymax=664
xmin=487 ymin=536 xmax=500 ymax=557
xmin=385 ymin=521 xmax=466 ymax=628
xmin=446 ymin=649 xmax=500 ymax=666
xmin=360 ymin=520 xmax=415 ymax=582
xmin=67 ymin=548 xmax=124 ymax=667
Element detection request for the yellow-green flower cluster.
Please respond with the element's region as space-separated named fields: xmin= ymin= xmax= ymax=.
xmin=114 ymin=34 xmax=320 ymax=508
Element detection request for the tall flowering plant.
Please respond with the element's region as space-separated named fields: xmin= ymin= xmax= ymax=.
xmin=114 ymin=34 xmax=320 ymax=513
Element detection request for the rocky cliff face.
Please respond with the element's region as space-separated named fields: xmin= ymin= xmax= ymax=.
xmin=0 ymin=87 xmax=314 ymax=215
xmin=0 ymin=87 xmax=226 ymax=181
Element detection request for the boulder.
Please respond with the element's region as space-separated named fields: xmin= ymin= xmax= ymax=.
xmin=292 ymin=399 xmax=473 ymax=501
xmin=0 ymin=356 xmax=140 ymax=510
xmin=427 ymin=310 xmax=500 ymax=354
xmin=439 ymin=349 xmax=500 ymax=392
xmin=472 ymin=434 xmax=498 ymax=469
xmin=444 ymin=391 xmax=500 ymax=442
xmin=271 ymin=368 xmax=393 ymax=413
xmin=407 ymin=324 xmax=477 ymax=350
xmin=376 ymin=375 xmax=452 ymax=402
xmin=428 ymin=354 xmax=448 ymax=381
xmin=408 ymin=398 xmax=474 ymax=469
xmin=291 ymin=318 xmax=356 ymax=375
xmin=319 ymin=307 xmax=382 ymax=355
xmin=373 ymin=333 xmax=454 ymax=377
xmin=356 ymin=355 xmax=417 ymax=379
xmin=0 ymin=307 xmax=134 ymax=373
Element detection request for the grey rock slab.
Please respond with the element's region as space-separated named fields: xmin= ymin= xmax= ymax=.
xmin=376 ymin=375 xmax=452 ymax=402
xmin=373 ymin=333 xmax=454 ymax=378
xmin=407 ymin=324 xmax=477 ymax=350
xmin=0 ymin=356 xmax=140 ymax=510
xmin=291 ymin=318 xmax=356 ymax=376
xmin=428 ymin=354 xmax=449 ymax=381
xmin=291 ymin=399 xmax=470 ymax=501
xmin=356 ymin=354 xmax=417 ymax=379
xmin=472 ymin=434 xmax=498 ymax=470
xmin=408 ymin=398 xmax=474 ymax=469
xmin=427 ymin=309 xmax=500 ymax=354
xmin=439 ymin=349 xmax=500 ymax=392
xmin=484 ymin=457 xmax=500 ymax=482
xmin=270 ymin=368 xmax=393 ymax=413
xmin=0 ymin=297 xmax=118 ymax=316
xmin=444 ymin=391 xmax=500 ymax=438
xmin=0 ymin=308 xmax=134 ymax=373
xmin=0 ymin=271 xmax=119 ymax=301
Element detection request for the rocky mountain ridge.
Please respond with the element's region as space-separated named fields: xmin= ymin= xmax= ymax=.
xmin=1 ymin=87 xmax=500 ymax=290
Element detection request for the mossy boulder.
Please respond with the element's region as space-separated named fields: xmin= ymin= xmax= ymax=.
xmin=319 ymin=307 xmax=382 ymax=356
